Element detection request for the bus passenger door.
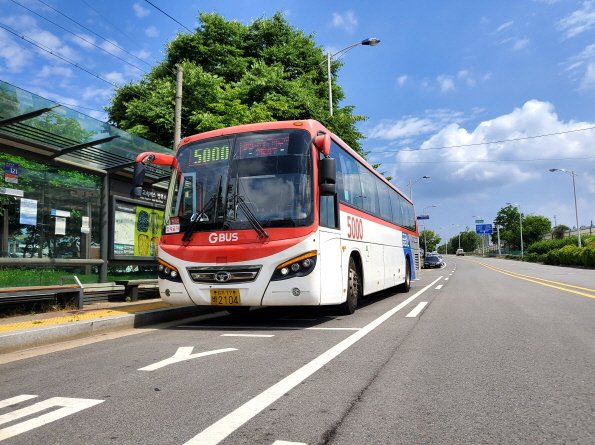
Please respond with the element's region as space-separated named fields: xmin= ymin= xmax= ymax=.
xmin=319 ymin=195 xmax=343 ymax=304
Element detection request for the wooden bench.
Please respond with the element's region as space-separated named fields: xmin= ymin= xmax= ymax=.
xmin=114 ymin=279 xmax=159 ymax=301
xmin=0 ymin=284 xmax=83 ymax=309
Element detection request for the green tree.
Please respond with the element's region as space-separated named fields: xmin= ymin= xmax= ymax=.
xmin=523 ymin=215 xmax=551 ymax=246
xmin=420 ymin=229 xmax=441 ymax=253
xmin=458 ymin=231 xmax=481 ymax=253
xmin=107 ymin=12 xmax=366 ymax=154
xmin=552 ymin=224 xmax=569 ymax=239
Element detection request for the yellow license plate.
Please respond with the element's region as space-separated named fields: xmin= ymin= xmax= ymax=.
xmin=210 ymin=289 xmax=241 ymax=306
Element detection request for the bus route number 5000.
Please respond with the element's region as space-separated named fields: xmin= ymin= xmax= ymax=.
xmin=347 ymin=215 xmax=363 ymax=240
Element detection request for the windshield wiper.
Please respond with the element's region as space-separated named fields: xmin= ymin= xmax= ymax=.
xmin=182 ymin=176 xmax=223 ymax=242
xmin=234 ymin=194 xmax=269 ymax=239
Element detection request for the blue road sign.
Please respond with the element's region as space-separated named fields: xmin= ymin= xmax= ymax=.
xmin=475 ymin=223 xmax=493 ymax=234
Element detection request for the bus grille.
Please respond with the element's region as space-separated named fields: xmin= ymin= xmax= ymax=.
xmin=187 ymin=265 xmax=262 ymax=284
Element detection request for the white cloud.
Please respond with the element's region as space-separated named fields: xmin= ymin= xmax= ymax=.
xmin=0 ymin=29 xmax=32 ymax=71
xmin=68 ymin=33 xmax=97 ymax=50
xmin=437 ymin=75 xmax=455 ymax=92
xmin=133 ymin=2 xmax=151 ymax=18
xmin=513 ymin=38 xmax=530 ymax=51
xmin=38 ymin=65 xmax=73 ymax=78
xmin=368 ymin=109 xmax=466 ymax=141
xmin=496 ymin=21 xmax=514 ymax=32
xmin=579 ymin=62 xmax=595 ymax=89
xmin=396 ymin=75 xmax=408 ymax=87
xmin=379 ymin=100 xmax=595 ymax=200
xmin=330 ymin=10 xmax=358 ymax=32
xmin=557 ymin=0 xmax=595 ymax=38
xmin=145 ymin=26 xmax=159 ymax=38
xmin=102 ymin=71 xmax=126 ymax=85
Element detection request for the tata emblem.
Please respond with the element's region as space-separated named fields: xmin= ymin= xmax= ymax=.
xmin=215 ymin=271 xmax=231 ymax=282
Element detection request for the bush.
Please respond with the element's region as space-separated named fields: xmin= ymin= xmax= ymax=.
xmin=580 ymin=246 xmax=595 ymax=267
xmin=527 ymin=237 xmax=579 ymax=255
xmin=524 ymin=252 xmax=544 ymax=263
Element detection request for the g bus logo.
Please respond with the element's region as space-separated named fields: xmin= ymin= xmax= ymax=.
xmin=347 ymin=215 xmax=364 ymax=240
xmin=208 ymin=233 xmax=239 ymax=243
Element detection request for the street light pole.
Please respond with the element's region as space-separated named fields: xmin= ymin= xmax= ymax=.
xmin=327 ymin=38 xmax=380 ymax=116
xmin=549 ymin=168 xmax=582 ymax=247
xmin=408 ymin=175 xmax=430 ymax=201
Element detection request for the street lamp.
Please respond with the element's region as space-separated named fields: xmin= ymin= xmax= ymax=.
xmin=408 ymin=175 xmax=430 ymax=201
xmin=327 ymin=38 xmax=381 ymax=116
xmin=549 ymin=168 xmax=581 ymax=248
xmin=506 ymin=203 xmax=524 ymax=258
xmin=451 ymin=223 xmax=461 ymax=249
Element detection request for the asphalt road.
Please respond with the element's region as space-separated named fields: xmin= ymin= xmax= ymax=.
xmin=0 ymin=257 xmax=593 ymax=444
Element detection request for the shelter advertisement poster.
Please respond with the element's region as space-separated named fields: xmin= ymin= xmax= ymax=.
xmin=19 ymin=198 xmax=37 ymax=225
xmin=113 ymin=200 xmax=164 ymax=257
xmin=133 ymin=205 xmax=164 ymax=257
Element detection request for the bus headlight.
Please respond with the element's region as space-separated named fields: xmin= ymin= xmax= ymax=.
xmin=158 ymin=259 xmax=182 ymax=282
xmin=271 ymin=251 xmax=317 ymax=281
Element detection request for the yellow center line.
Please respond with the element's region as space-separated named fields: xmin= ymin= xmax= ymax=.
xmin=467 ymin=259 xmax=595 ymax=299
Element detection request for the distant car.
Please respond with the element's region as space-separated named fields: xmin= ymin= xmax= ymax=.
xmin=456 ymin=248 xmax=464 ymax=256
xmin=424 ymin=254 xmax=443 ymax=268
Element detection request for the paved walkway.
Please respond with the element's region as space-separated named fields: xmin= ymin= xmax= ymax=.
xmin=0 ymin=299 xmax=209 ymax=354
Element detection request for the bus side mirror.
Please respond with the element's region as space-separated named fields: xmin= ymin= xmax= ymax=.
xmin=313 ymin=134 xmax=331 ymax=156
xmin=319 ymin=157 xmax=336 ymax=196
xmin=131 ymin=162 xmax=146 ymax=198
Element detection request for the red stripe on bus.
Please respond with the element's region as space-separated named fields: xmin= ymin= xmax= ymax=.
xmin=160 ymin=228 xmax=314 ymax=263
xmin=339 ymin=203 xmax=418 ymax=236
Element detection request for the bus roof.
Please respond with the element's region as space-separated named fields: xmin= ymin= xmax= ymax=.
xmin=178 ymin=119 xmax=412 ymax=205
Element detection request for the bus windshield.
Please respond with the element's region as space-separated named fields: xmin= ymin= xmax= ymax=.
xmin=169 ymin=129 xmax=313 ymax=234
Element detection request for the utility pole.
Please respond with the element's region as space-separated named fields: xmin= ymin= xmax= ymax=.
xmin=174 ymin=65 xmax=183 ymax=150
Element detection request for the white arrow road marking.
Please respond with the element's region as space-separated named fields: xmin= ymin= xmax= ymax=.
xmin=0 ymin=397 xmax=104 ymax=441
xmin=138 ymin=347 xmax=237 ymax=372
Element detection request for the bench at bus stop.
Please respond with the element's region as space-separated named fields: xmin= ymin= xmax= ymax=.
xmin=114 ymin=279 xmax=159 ymax=301
xmin=0 ymin=282 xmax=84 ymax=309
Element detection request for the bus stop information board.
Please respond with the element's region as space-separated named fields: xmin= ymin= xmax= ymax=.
xmin=476 ymin=223 xmax=493 ymax=234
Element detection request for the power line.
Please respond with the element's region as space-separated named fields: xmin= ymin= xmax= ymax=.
xmin=0 ymin=22 xmax=119 ymax=88
xmin=372 ymin=125 xmax=595 ymax=154
xmin=9 ymin=0 xmax=147 ymax=74
xmin=376 ymin=156 xmax=595 ymax=164
xmin=143 ymin=0 xmax=193 ymax=33
xmin=36 ymin=0 xmax=152 ymax=68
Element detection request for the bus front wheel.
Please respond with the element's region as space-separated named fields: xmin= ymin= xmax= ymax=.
xmin=339 ymin=257 xmax=360 ymax=315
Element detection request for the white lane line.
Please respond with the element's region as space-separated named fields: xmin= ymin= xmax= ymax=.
xmin=183 ymin=276 xmax=443 ymax=445
xmin=221 ymin=334 xmax=274 ymax=338
xmin=405 ymin=302 xmax=428 ymax=318
xmin=0 ymin=395 xmax=37 ymax=410
xmin=435 ymin=284 xmax=443 ymax=290
xmin=444 ymin=277 xmax=449 ymax=281
xmin=0 ymin=397 xmax=104 ymax=441
xmin=139 ymin=347 xmax=237 ymax=372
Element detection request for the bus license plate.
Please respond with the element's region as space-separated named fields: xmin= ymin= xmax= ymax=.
xmin=210 ymin=289 xmax=241 ymax=306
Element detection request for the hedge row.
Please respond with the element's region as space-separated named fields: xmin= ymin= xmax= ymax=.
xmin=524 ymin=235 xmax=595 ymax=267
xmin=527 ymin=236 xmax=595 ymax=255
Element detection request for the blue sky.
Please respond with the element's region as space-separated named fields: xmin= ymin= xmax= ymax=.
xmin=1 ymin=0 xmax=594 ymax=243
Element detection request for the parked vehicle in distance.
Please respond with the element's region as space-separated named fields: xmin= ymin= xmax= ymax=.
xmin=424 ymin=254 xmax=443 ymax=268
xmin=456 ymin=248 xmax=464 ymax=256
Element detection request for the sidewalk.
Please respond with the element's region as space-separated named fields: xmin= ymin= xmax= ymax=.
xmin=0 ymin=299 xmax=210 ymax=354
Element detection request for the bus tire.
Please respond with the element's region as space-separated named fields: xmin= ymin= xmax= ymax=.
xmin=397 ymin=259 xmax=411 ymax=293
xmin=339 ymin=257 xmax=360 ymax=315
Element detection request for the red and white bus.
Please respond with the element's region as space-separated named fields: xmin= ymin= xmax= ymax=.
xmin=132 ymin=120 xmax=419 ymax=314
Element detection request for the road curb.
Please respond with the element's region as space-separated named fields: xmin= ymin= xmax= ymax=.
xmin=0 ymin=305 xmax=210 ymax=354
